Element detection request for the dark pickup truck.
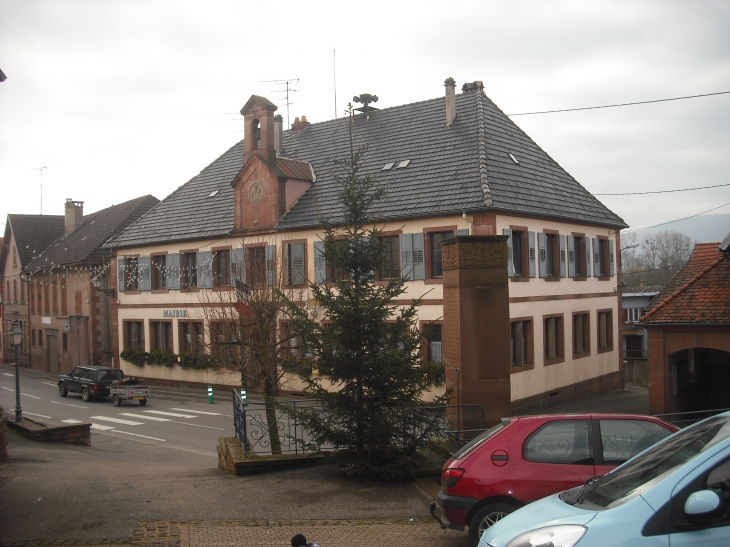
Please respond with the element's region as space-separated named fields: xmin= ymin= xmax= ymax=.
xmin=58 ymin=366 xmax=125 ymax=402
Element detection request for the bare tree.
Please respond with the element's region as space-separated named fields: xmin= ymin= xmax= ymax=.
xmin=621 ymin=230 xmax=693 ymax=287
xmin=195 ymin=236 xmax=313 ymax=454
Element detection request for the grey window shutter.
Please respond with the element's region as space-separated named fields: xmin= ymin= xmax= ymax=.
xmin=559 ymin=235 xmax=566 ymax=278
xmin=455 ymin=228 xmax=469 ymax=236
xmin=609 ymin=240 xmax=615 ymax=277
xmin=538 ymin=232 xmax=547 ymax=278
xmin=412 ymin=233 xmax=425 ymax=280
xmin=503 ymin=229 xmax=514 ymax=277
xmin=528 ymin=231 xmax=536 ymax=278
xmin=231 ymin=248 xmax=246 ymax=285
xmin=313 ymin=241 xmax=326 ymax=284
xmin=567 ymin=236 xmax=575 ymax=277
xmin=138 ymin=256 xmax=151 ymax=291
xmin=197 ymin=251 xmax=213 ymax=288
xmin=117 ymin=257 xmax=125 ymax=292
xmin=585 ymin=239 xmax=592 ymax=278
xmin=166 ymin=253 xmax=180 ymax=289
xmin=400 ymin=233 xmax=414 ymax=280
xmin=266 ymin=245 xmax=276 ymax=286
xmin=593 ymin=238 xmax=601 ymax=277
xmin=291 ymin=242 xmax=305 ymax=285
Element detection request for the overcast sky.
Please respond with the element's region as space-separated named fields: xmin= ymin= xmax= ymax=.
xmin=1 ymin=0 xmax=729 ymax=235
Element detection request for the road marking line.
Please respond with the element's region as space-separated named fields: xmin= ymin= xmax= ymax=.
xmin=168 ymin=420 xmax=225 ymax=431
xmin=169 ymin=408 xmax=222 ymax=416
xmin=51 ymin=401 xmax=89 ymax=409
xmin=143 ymin=410 xmax=196 ymax=418
xmin=112 ymin=430 xmax=166 ymax=442
xmin=2 ymin=373 xmax=13 ymax=377
xmin=62 ymin=419 xmax=83 ymax=424
xmin=119 ymin=413 xmax=170 ymax=422
xmin=91 ymin=423 xmax=115 ymax=431
xmin=25 ymin=412 xmax=52 ymax=419
xmin=23 ymin=393 xmax=41 ymax=399
xmin=89 ymin=416 xmax=144 ymax=426
xmin=2 ymin=386 xmax=14 ymax=392
xmin=42 ymin=382 xmax=57 ymax=387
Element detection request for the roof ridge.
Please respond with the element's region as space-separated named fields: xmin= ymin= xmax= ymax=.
xmin=641 ymin=253 xmax=724 ymax=320
xmin=474 ymin=93 xmax=492 ymax=207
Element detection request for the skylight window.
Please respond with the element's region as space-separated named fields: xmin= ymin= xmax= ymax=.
xmin=396 ymin=160 xmax=411 ymax=168
xmin=381 ymin=162 xmax=395 ymax=170
xmin=209 ymin=190 xmax=219 ymax=197
xmin=509 ymin=153 xmax=519 ymax=164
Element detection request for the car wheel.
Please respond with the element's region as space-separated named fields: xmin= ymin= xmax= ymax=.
xmin=112 ymin=394 xmax=121 ymax=407
xmin=469 ymin=503 xmax=516 ymax=547
xmin=138 ymin=399 xmax=147 ymax=406
xmin=81 ymin=387 xmax=91 ymax=402
xmin=58 ymin=383 xmax=68 ymax=397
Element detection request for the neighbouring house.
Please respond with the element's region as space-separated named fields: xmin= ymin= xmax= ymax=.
xmin=1 ymin=214 xmax=65 ymax=366
xmin=642 ymin=235 xmax=730 ymax=418
xmin=105 ymin=79 xmax=628 ymax=410
xmin=621 ymin=284 xmax=661 ymax=386
xmin=21 ymin=196 xmax=159 ymax=374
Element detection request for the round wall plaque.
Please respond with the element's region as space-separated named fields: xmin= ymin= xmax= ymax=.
xmin=248 ymin=182 xmax=264 ymax=205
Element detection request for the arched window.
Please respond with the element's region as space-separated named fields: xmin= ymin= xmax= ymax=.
xmin=251 ymin=119 xmax=261 ymax=149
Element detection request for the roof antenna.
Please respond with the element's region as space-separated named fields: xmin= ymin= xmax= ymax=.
xmin=261 ymin=76 xmax=300 ymax=129
xmin=32 ymin=165 xmax=47 ymax=214
xmin=333 ymin=49 xmax=337 ymax=119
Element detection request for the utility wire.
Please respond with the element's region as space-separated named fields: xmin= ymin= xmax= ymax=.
xmin=507 ymin=90 xmax=730 ymax=117
xmin=624 ymin=201 xmax=730 ymax=233
xmin=595 ymin=182 xmax=730 ymax=196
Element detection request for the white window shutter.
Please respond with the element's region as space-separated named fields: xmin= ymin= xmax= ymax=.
xmin=567 ymin=236 xmax=575 ymax=278
xmin=538 ymin=232 xmax=547 ymax=278
xmin=167 ymin=253 xmax=180 ymax=289
xmin=528 ymin=231 xmax=536 ymax=278
xmin=609 ymin=240 xmax=615 ymax=277
xmin=503 ymin=229 xmax=514 ymax=278
xmin=197 ymin=251 xmax=213 ymax=288
xmin=412 ymin=233 xmax=425 ymax=280
xmin=400 ymin=233 xmax=414 ymax=280
xmin=117 ymin=257 xmax=125 ymax=292
xmin=559 ymin=235 xmax=566 ymax=278
xmin=585 ymin=239 xmax=592 ymax=278
xmin=593 ymin=238 xmax=601 ymax=277
xmin=138 ymin=256 xmax=151 ymax=291
xmin=313 ymin=241 xmax=326 ymax=284
xmin=266 ymin=245 xmax=276 ymax=286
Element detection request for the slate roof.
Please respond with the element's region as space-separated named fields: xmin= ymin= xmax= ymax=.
xmin=25 ymin=195 xmax=159 ymax=271
xmin=642 ymin=242 xmax=730 ymax=324
xmin=107 ymin=89 xmax=626 ymax=248
xmin=6 ymin=215 xmax=65 ymax=268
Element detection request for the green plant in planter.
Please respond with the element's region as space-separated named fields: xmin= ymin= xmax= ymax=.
xmin=120 ymin=348 xmax=148 ymax=367
xmin=147 ymin=348 xmax=176 ymax=367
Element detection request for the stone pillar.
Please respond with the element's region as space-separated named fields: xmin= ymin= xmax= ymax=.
xmin=442 ymin=235 xmax=511 ymax=428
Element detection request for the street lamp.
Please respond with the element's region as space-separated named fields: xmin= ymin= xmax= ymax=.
xmin=621 ymin=242 xmax=640 ymax=251
xmin=10 ymin=322 xmax=24 ymax=422
xmin=92 ymin=276 xmax=115 ymax=298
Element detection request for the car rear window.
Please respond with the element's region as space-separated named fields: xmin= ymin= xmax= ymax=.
xmin=450 ymin=422 xmax=507 ymax=460
xmin=96 ymin=369 xmax=125 ymax=382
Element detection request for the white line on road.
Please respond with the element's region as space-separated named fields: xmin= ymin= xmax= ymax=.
xmin=89 ymin=415 xmax=144 ymax=426
xmin=91 ymin=423 xmax=115 ymax=431
xmin=23 ymin=393 xmax=41 ymax=399
xmin=42 ymin=381 xmax=57 ymax=387
xmin=168 ymin=420 xmax=225 ymax=431
xmin=51 ymin=400 xmax=89 ymax=409
xmin=62 ymin=419 xmax=83 ymax=424
xmin=143 ymin=410 xmax=197 ymax=418
xmin=2 ymin=373 xmax=14 ymax=376
xmin=25 ymin=412 xmax=52 ymax=419
xmin=1 ymin=386 xmax=13 ymax=392
xmin=170 ymin=408 xmax=222 ymax=416
xmin=112 ymin=430 xmax=166 ymax=442
xmin=119 ymin=413 xmax=170 ymax=422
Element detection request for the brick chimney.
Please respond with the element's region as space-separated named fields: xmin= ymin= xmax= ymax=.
xmin=445 ymin=77 xmax=456 ymax=125
xmin=291 ymin=115 xmax=310 ymax=132
xmin=64 ymin=198 xmax=83 ymax=234
xmin=274 ymin=114 xmax=284 ymax=155
xmin=462 ymin=81 xmax=484 ymax=94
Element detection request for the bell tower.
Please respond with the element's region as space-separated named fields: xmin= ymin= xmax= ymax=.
xmin=241 ymin=95 xmax=278 ymax=163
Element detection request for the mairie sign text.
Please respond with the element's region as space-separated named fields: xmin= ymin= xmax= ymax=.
xmin=163 ymin=310 xmax=188 ymax=318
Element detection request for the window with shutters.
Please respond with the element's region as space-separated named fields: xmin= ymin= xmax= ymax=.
xmin=180 ymin=252 xmax=197 ymax=289
xmin=597 ymin=309 xmax=613 ymax=353
xmin=543 ymin=314 xmax=565 ymax=365
xmin=32 ymin=329 xmax=36 ymax=346
xmin=152 ymin=255 xmax=167 ymax=290
xmin=572 ymin=312 xmax=590 ymax=359
xmin=504 ymin=227 xmax=536 ymax=281
xmin=123 ymin=320 xmax=145 ymax=350
xmin=378 ymin=235 xmax=401 ymax=280
xmin=13 ymin=279 xmax=17 ymax=303
xmin=179 ymin=321 xmax=203 ymax=353
xmin=39 ymin=329 xmax=43 ymax=347
xmin=124 ymin=256 xmax=139 ymax=291
xmin=421 ymin=321 xmax=443 ymax=364
xmin=425 ymin=228 xmax=455 ymax=279
xmin=569 ymin=234 xmax=588 ymax=279
xmin=598 ymin=238 xmax=612 ymax=279
xmin=52 ymin=281 xmax=58 ymax=315
xmin=150 ymin=321 xmax=173 ymax=351
xmin=62 ymin=333 xmax=68 ymax=351
xmin=37 ymin=282 xmax=43 ymax=312
xmin=510 ymin=318 xmax=534 ymax=372
xmin=60 ymin=276 xmax=67 ymax=315
xmin=283 ymin=241 xmax=306 ymax=286
xmin=6 ymin=281 xmax=10 ymax=304
xmin=20 ymin=279 xmax=25 ymax=303
xmin=325 ymin=239 xmax=350 ymax=283
xmin=30 ymin=282 xmax=36 ymax=314
xmin=213 ymin=249 xmax=231 ymax=288
xmin=246 ymin=245 xmax=267 ymax=287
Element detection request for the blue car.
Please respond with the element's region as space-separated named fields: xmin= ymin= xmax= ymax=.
xmin=480 ymin=410 xmax=730 ymax=547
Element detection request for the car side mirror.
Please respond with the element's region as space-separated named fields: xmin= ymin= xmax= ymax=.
xmin=684 ymin=490 xmax=724 ymax=523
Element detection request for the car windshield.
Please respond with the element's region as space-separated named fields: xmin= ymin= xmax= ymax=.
xmin=450 ymin=421 xmax=507 ymax=459
xmin=573 ymin=415 xmax=730 ymax=510
xmin=96 ymin=369 xmax=125 ymax=382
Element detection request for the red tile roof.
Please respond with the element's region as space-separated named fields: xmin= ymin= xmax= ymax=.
xmin=642 ymin=243 xmax=730 ymax=324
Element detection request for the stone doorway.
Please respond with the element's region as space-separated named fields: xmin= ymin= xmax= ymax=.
xmin=46 ymin=330 xmax=59 ymax=373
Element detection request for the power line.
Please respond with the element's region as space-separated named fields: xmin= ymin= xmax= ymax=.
xmin=624 ymin=201 xmax=730 ymax=233
xmin=506 ymin=90 xmax=730 ymax=117
xmin=595 ymin=182 xmax=730 ymax=196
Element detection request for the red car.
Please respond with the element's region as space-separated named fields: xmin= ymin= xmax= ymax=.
xmin=430 ymin=413 xmax=677 ymax=546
